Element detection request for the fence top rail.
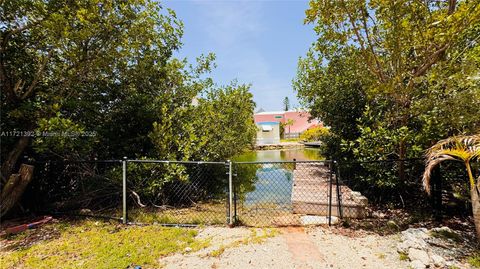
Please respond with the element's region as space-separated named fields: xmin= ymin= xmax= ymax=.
xmin=233 ymin=160 xmax=332 ymax=164
xmin=127 ymin=159 xmax=226 ymax=165
xmin=29 ymin=159 xmax=339 ymax=165
xmin=336 ymin=158 xmax=423 ymax=165
xmin=30 ymin=160 xmax=123 ymax=164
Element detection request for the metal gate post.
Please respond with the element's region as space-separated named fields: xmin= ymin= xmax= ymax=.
xmin=328 ymin=161 xmax=333 ymax=226
xmin=334 ymin=161 xmax=343 ymax=219
xmin=122 ymin=157 xmax=128 ymax=224
xmin=227 ymin=160 xmax=234 ymax=226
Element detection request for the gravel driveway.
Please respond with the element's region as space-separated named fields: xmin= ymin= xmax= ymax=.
xmin=160 ymin=226 xmax=408 ymax=269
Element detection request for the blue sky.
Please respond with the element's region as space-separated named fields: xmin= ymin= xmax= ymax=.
xmin=163 ymin=0 xmax=315 ymax=111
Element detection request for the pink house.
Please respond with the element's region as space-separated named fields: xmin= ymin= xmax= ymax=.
xmin=254 ymin=110 xmax=321 ymax=138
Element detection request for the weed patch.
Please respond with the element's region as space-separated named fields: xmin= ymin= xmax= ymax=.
xmin=0 ymin=220 xmax=209 ymax=269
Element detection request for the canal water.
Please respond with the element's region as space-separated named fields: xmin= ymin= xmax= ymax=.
xmin=233 ymin=148 xmax=324 ymax=206
xmin=233 ymin=148 xmax=323 ymax=162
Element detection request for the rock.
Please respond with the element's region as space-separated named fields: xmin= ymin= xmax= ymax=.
xmin=300 ymin=216 xmax=338 ymax=225
xmin=184 ymin=247 xmax=192 ymax=252
xmin=430 ymin=226 xmax=460 ymax=242
xmin=396 ymin=241 xmax=410 ymax=253
xmin=397 ymin=236 xmax=428 ymax=252
xmin=398 ymin=228 xmax=430 ymax=252
xmin=430 ymin=254 xmax=445 ymax=267
xmin=410 ymin=260 xmax=427 ymax=269
xmin=431 ymin=226 xmax=452 ymax=234
xmin=408 ymin=248 xmax=431 ymax=265
xmin=402 ymin=228 xmax=430 ymax=240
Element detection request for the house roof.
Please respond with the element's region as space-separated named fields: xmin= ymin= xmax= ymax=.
xmin=256 ymin=121 xmax=280 ymax=125
xmin=254 ymin=110 xmax=301 ymax=115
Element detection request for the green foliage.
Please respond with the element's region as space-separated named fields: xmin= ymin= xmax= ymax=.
xmin=33 ymin=112 xmax=92 ymax=156
xmin=295 ymin=0 xmax=480 ymax=191
xmin=299 ymin=126 xmax=329 ymax=142
xmin=280 ymin=119 xmax=295 ymax=139
xmin=398 ymin=252 xmax=409 ymax=261
xmin=193 ymin=82 xmax=257 ymax=160
xmin=1 ymin=0 xmax=257 ymax=215
xmin=1 ymin=0 xmax=256 ymax=163
xmin=294 ymin=49 xmax=367 ymax=160
xmin=468 ymin=252 xmax=480 ymax=268
xmin=283 ymin=97 xmax=290 ymax=111
xmin=148 ymin=81 xmax=256 ymax=162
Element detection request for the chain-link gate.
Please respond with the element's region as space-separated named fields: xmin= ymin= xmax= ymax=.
xmin=232 ymin=161 xmax=337 ymax=226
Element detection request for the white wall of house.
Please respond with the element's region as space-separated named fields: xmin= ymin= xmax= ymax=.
xmin=256 ymin=122 xmax=280 ymax=145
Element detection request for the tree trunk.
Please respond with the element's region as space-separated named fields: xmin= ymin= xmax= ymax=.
xmin=0 ymin=164 xmax=34 ymax=217
xmin=471 ymin=180 xmax=480 ymax=241
xmin=398 ymin=139 xmax=406 ymax=182
xmin=1 ymin=136 xmax=30 ymax=184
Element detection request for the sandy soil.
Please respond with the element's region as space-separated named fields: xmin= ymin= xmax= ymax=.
xmin=159 ymin=226 xmax=408 ymax=269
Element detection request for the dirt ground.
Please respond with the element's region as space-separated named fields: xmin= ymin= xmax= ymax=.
xmin=160 ymin=226 xmax=408 ymax=269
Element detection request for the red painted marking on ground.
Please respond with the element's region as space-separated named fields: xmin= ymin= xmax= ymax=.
xmin=283 ymin=227 xmax=325 ymax=267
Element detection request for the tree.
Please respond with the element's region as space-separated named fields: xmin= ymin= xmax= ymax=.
xmin=149 ymin=81 xmax=257 ymax=162
xmin=1 ymin=0 xmax=182 ymax=172
xmin=280 ymin=119 xmax=295 ymax=139
xmin=283 ymin=97 xmax=290 ymax=111
xmin=1 ymin=0 xmax=185 ymax=216
xmin=294 ymin=49 xmax=367 ymax=160
xmin=422 ymin=134 xmax=480 ymax=240
xmin=297 ymin=0 xmax=480 ymax=178
xmin=0 ymin=0 xmax=257 ymax=217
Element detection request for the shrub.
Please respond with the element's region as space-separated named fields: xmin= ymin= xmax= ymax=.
xmin=300 ymin=126 xmax=329 ymax=142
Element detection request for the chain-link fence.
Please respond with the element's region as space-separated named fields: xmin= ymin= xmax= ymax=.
xmin=24 ymin=160 xmax=123 ymax=221
xmin=335 ymin=159 xmax=426 ymax=210
xmin=24 ymin=159 xmax=229 ymax=225
xmin=334 ymin=158 xmax=476 ymax=220
xmin=125 ymin=160 xmax=228 ymax=225
xmin=232 ymin=161 xmax=337 ymax=226
xmin=23 ymin=159 xmax=343 ymax=227
xmin=21 ymin=157 xmax=475 ymax=227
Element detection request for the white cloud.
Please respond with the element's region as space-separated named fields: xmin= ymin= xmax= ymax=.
xmin=191 ymin=0 xmax=265 ymax=47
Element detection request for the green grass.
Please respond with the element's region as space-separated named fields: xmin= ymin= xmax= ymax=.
xmin=0 ymin=220 xmax=209 ymax=269
xmin=280 ymin=138 xmax=300 ymax=143
xmin=398 ymin=252 xmax=409 ymax=261
xmin=468 ymin=252 xmax=480 ymax=268
xmin=128 ymin=201 xmax=226 ymax=225
xmin=377 ymin=253 xmax=386 ymax=259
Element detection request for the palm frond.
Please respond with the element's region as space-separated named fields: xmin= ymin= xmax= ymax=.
xmin=423 ymin=134 xmax=480 ymax=194
xmin=422 ymin=155 xmax=455 ymax=194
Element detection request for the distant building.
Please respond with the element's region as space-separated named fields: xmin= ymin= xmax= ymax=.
xmin=256 ymin=122 xmax=280 ymax=145
xmin=255 ymin=108 xmax=266 ymax=113
xmin=254 ymin=110 xmax=321 ymax=140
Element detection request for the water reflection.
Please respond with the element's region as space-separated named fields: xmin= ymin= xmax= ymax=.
xmin=244 ymin=166 xmax=293 ymax=205
xmin=234 ymin=148 xmax=323 ymax=162
xmin=233 ymin=148 xmax=324 ymax=206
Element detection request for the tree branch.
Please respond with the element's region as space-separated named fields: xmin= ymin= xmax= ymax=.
xmin=449 ymin=0 xmax=457 ymax=15
xmin=19 ymin=50 xmax=52 ymax=100
xmin=340 ymin=0 xmax=386 ymax=83
xmin=361 ymin=7 xmax=385 ymax=81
